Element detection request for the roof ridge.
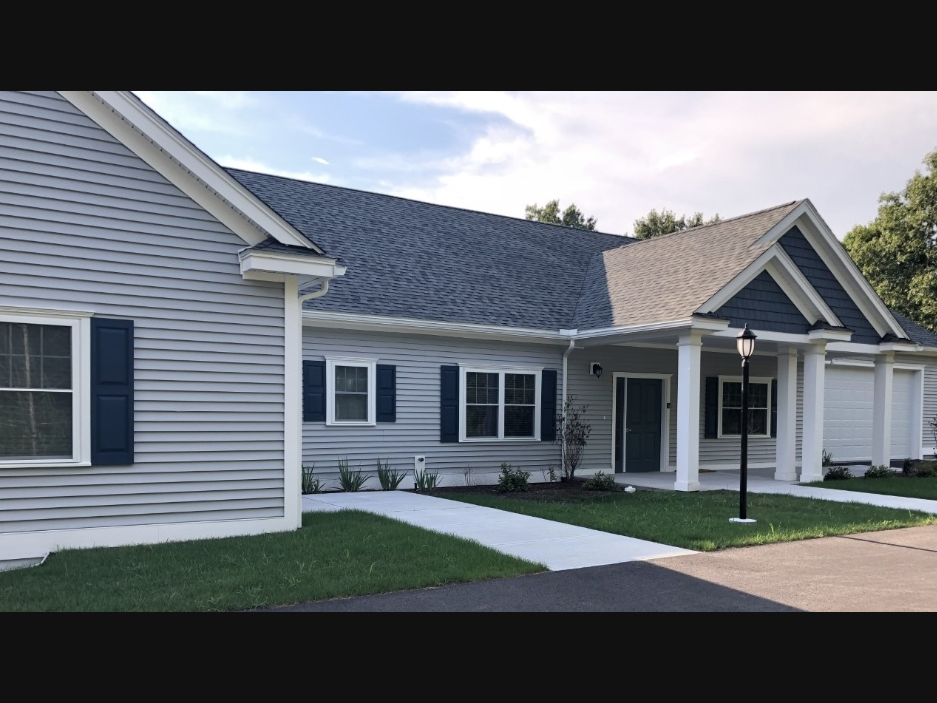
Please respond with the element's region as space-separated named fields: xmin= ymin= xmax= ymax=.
xmin=226 ymin=167 xmax=636 ymax=247
xmin=621 ymin=200 xmax=803 ymax=247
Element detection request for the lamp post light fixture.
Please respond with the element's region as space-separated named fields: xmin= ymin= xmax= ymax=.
xmin=731 ymin=324 xmax=758 ymax=525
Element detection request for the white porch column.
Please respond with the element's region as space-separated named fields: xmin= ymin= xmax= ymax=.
xmin=676 ymin=333 xmax=702 ymax=492
xmin=801 ymin=342 xmax=827 ymax=483
xmin=775 ymin=347 xmax=799 ymax=482
xmin=872 ymin=352 xmax=895 ymax=467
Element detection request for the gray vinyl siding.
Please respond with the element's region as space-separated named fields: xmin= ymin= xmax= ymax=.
xmin=567 ymin=347 xmax=791 ymax=472
xmin=0 ymin=91 xmax=286 ymax=533
xmin=715 ymin=271 xmax=810 ymax=334
xmin=302 ymin=327 xmax=563 ymax=484
xmin=926 ymin=363 xmax=937 ymax=458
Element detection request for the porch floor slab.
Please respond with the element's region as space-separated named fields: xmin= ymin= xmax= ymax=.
xmin=615 ymin=470 xmax=937 ymax=515
xmin=302 ymin=492 xmax=694 ymax=571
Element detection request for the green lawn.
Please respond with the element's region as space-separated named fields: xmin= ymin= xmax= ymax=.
xmin=804 ymin=476 xmax=937 ymax=501
xmin=0 ymin=511 xmax=542 ymax=612
xmin=444 ymin=490 xmax=937 ymax=551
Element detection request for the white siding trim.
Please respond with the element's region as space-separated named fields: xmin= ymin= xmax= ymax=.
xmin=326 ymin=358 xmax=377 ymax=426
xmin=716 ymin=376 xmax=773 ymax=440
xmin=610 ymin=372 xmax=672 ymax=474
xmin=0 ymin=517 xmax=296 ymax=562
xmin=459 ymin=365 xmax=543 ymax=442
xmin=0 ymin=310 xmax=91 ymax=469
xmin=283 ymin=277 xmax=302 ymax=528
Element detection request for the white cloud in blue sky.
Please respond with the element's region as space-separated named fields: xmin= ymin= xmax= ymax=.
xmin=136 ymin=91 xmax=937 ymax=238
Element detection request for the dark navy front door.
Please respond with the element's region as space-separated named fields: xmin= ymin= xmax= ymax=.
xmin=615 ymin=377 xmax=662 ymax=473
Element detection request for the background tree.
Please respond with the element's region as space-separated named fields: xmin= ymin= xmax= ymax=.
xmin=844 ymin=149 xmax=937 ymax=333
xmin=632 ymin=208 xmax=720 ymax=239
xmin=525 ymin=199 xmax=597 ymax=231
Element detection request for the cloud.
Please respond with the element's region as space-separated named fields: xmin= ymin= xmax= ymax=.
xmin=218 ymin=156 xmax=331 ymax=184
xmin=135 ymin=91 xmax=253 ymax=136
xmin=382 ymin=91 xmax=937 ymax=237
xmin=312 ymin=157 xmax=330 ymax=165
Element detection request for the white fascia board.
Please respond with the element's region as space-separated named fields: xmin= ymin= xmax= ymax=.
xmin=808 ymin=328 xmax=854 ymax=343
xmin=574 ymin=317 xmax=729 ymax=340
xmin=59 ymin=91 xmax=322 ymax=252
xmin=303 ymin=310 xmax=571 ymax=344
xmin=711 ymin=328 xmax=812 ymax=345
xmin=240 ymin=250 xmax=345 ymax=281
xmin=758 ymin=201 xmax=907 ymax=340
xmin=827 ymin=342 xmax=885 ymax=355
xmin=879 ymin=342 xmax=924 ymax=353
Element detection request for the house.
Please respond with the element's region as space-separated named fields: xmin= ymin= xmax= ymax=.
xmin=1 ymin=90 xmax=936 ymax=563
xmin=0 ymin=91 xmax=344 ymax=564
xmin=228 ymin=175 xmax=937 ymax=490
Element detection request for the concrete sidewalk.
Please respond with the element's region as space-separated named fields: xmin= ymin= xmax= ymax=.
xmin=302 ymin=491 xmax=693 ymax=571
xmin=617 ymin=470 xmax=937 ymax=515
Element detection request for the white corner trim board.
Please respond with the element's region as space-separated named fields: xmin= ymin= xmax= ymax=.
xmin=58 ymin=91 xmax=321 ymax=252
xmin=283 ymin=277 xmax=303 ymax=529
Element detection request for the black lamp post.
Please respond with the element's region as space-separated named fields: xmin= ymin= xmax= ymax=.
xmin=732 ymin=324 xmax=758 ymax=524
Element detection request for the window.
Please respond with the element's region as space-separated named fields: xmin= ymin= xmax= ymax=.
xmin=718 ymin=376 xmax=771 ymax=438
xmin=0 ymin=312 xmax=89 ymax=466
xmin=460 ymin=367 xmax=541 ymax=441
xmin=326 ymin=358 xmax=376 ymax=425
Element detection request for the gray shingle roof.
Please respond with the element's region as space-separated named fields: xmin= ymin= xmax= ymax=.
xmin=229 ymin=169 xmax=633 ymax=329
xmin=573 ymin=202 xmax=803 ymax=329
xmin=890 ymin=310 xmax=937 ymax=348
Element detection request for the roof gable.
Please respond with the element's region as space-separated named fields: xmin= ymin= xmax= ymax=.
xmin=57 ymin=91 xmax=324 ymax=252
xmin=779 ymin=226 xmax=881 ymax=344
xmin=715 ymin=270 xmax=812 ymax=334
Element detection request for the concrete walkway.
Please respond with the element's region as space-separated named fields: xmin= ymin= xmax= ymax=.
xmin=616 ymin=470 xmax=937 ymax=515
xmin=302 ymin=491 xmax=693 ymax=571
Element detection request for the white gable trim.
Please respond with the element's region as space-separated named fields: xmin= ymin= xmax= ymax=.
xmin=755 ymin=200 xmax=906 ymax=339
xmin=697 ymin=245 xmax=842 ymax=327
xmin=58 ymin=91 xmax=322 ymax=253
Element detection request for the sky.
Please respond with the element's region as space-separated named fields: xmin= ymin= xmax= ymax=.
xmin=136 ymin=91 xmax=937 ymax=239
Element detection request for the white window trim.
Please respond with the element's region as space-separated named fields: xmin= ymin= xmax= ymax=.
xmin=0 ymin=310 xmax=91 ymax=469
xmin=459 ymin=365 xmax=543 ymax=442
xmin=717 ymin=375 xmax=773 ymax=440
xmin=325 ymin=357 xmax=377 ymax=427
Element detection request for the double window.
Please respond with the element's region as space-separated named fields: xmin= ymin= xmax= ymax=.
xmin=326 ymin=358 xmax=376 ymax=425
xmin=0 ymin=312 xmax=89 ymax=466
xmin=460 ymin=366 xmax=541 ymax=441
xmin=718 ymin=376 xmax=771 ymax=438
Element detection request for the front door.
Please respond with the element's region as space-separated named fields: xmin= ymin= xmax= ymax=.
xmin=615 ymin=377 xmax=663 ymax=473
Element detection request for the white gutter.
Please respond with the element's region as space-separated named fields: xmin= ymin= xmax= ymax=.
xmin=299 ymin=279 xmax=330 ymax=303
xmin=561 ymin=339 xmax=576 ymax=478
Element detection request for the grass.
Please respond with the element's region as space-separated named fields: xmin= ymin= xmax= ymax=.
xmin=804 ymin=476 xmax=937 ymax=501
xmin=443 ymin=490 xmax=937 ymax=552
xmin=0 ymin=511 xmax=542 ymax=612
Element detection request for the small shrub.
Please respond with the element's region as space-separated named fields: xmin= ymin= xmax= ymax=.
xmin=823 ymin=465 xmax=852 ymax=482
xmin=376 ymin=459 xmax=406 ymax=491
xmin=584 ymin=471 xmax=620 ymax=492
xmin=554 ymin=397 xmax=593 ymax=482
xmin=301 ymin=463 xmax=323 ymax=494
xmin=413 ymin=468 xmax=442 ymax=492
xmin=903 ymin=457 xmax=916 ymax=476
xmin=497 ymin=463 xmax=530 ymax=493
xmin=864 ymin=465 xmax=894 ymax=479
xmin=545 ymin=466 xmax=558 ymax=483
xmin=822 ymin=449 xmax=834 ymax=468
xmin=337 ymin=458 xmax=369 ymax=492
xmin=462 ymin=466 xmax=474 ymax=487
xmin=913 ymin=461 xmax=937 ymax=478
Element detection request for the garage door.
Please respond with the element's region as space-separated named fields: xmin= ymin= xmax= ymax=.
xmin=823 ymin=366 xmax=916 ymax=462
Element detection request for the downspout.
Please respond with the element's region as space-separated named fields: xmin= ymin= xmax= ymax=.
xmin=561 ymin=339 xmax=576 ymax=478
xmin=299 ymin=279 xmax=330 ymax=303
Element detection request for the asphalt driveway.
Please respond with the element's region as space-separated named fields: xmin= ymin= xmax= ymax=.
xmin=271 ymin=525 xmax=937 ymax=612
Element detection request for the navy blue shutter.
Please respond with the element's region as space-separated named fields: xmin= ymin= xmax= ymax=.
xmin=771 ymin=379 xmax=778 ymax=438
xmin=376 ymin=364 xmax=396 ymax=422
xmin=440 ymin=365 xmax=459 ymax=443
xmin=91 ymin=318 xmax=134 ymax=466
xmin=303 ymin=360 xmax=326 ymax=422
xmin=541 ymin=370 xmax=557 ymax=441
xmin=704 ymin=377 xmax=719 ymax=439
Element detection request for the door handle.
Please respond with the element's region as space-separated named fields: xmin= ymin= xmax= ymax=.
xmin=625 ymin=428 xmax=632 ymax=433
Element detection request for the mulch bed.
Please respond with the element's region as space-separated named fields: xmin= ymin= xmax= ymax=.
xmin=434 ymin=479 xmax=628 ymax=503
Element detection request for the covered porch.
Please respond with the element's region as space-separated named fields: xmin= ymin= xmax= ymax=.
xmin=565 ymin=321 xmax=917 ymax=491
